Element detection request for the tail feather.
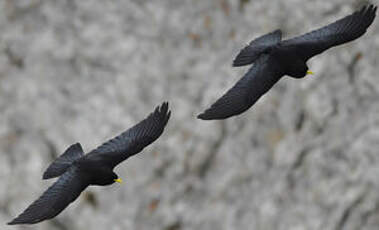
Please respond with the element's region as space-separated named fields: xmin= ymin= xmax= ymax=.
xmin=233 ymin=29 xmax=282 ymax=67
xmin=42 ymin=143 xmax=84 ymax=179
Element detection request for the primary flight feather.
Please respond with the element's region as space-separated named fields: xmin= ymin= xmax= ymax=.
xmin=8 ymin=102 xmax=171 ymax=225
xmin=198 ymin=5 xmax=377 ymax=120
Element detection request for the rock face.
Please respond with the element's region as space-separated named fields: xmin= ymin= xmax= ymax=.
xmin=1 ymin=0 xmax=379 ymax=229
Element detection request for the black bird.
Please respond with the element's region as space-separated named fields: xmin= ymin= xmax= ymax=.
xmin=8 ymin=102 xmax=171 ymax=225
xmin=198 ymin=5 xmax=377 ymax=120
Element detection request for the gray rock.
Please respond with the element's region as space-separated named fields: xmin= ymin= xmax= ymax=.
xmin=1 ymin=0 xmax=379 ymax=229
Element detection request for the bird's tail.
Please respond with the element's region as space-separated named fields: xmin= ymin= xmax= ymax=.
xmin=233 ymin=29 xmax=282 ymax=67
xmin=42 ymin=143 xmax=84 ymax=179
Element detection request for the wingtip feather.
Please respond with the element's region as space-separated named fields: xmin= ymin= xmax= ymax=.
xmin=42 ymin=172 xmax=49 ymax=180
xmin=197 ymin=113 xmax=206 ymax=120
xmin=7 ymin=220 xmax=16 ymax=225
xmin=166 ymin=110 xmax=171 ymax=122
xmin=233 ymin=54 xmax=251 ymax=67
xmin=152 ymin=101 xmax=171 ymax=125
xmin=361 ymin=4 xmax=377 ymax=14
xmin=197 ymin=115 xmax=213 ymax=120
xmin=197 ymin=110 xmax=225 ymax=120
xmin=7 ymin=217 xmax=28 ymax=225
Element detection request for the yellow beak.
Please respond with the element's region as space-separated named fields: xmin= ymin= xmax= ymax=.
xmin=114 ymin=178 xmax=122 ymax=184
xmin=307 ymin=70 xmax=314 ymax=75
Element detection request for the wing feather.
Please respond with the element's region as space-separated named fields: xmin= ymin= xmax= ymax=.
xmin=198 ymin=55 xmax=284 ymax=120
xmin=282 ymin=5 xmax=377 ymax=61
xmin=233 ymin=29 xmax=282 ymax=67
xmin=87 ymin=102 xmax=171 ymax=168
xmin=8 ymin=167 xmax=89 ymax=225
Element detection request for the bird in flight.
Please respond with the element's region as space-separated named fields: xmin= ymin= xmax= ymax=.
xmin=8 ymin=102 xmax=171 ymax=225
xmin=198 ymin=5 xmax=377 ymax=120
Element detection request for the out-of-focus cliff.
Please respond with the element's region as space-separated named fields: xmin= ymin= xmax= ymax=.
xmin=1 ymin=0 xmax=379 ymax=229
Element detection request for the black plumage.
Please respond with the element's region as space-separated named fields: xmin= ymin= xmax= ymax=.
xmin=8 ymin=102 xmax=171 ymax=225
xmin=198 ymin=5 xmax=377 ymax=120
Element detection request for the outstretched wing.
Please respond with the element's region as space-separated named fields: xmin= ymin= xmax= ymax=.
xmin=282 ymin=5 xmax=377 ymax=61
xmin=43 ymin=143 xmax=84 ymax=180
xmin=233 ymin=29 xmax=282 ymax=67
xmin=8 ymin=167 xmax=89 ymax=225
xmin=87 ymin=102 xmax=171 ymax=169
xmin=198 ymin=55 xmax=284 ymax=120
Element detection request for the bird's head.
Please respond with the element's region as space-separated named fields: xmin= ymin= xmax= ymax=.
xmin=287 ymin=60 xmax=314 ymax=78
xmin=112 ymin=172 xmax=122 ymax=184
xmin=92 ymin=170 xmax=122 ymax=186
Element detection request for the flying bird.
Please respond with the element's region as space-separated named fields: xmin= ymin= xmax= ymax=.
xmin=198 ymin=4 xmax=377 ymax=120
xmin=8 ymin=102 xmax=171 ymax=225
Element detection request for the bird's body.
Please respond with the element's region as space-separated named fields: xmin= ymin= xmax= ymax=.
xmin=72 ymin=158 xmax=116 ymax=186
xmin=198 ymin=5 xmax=377 ymax=120
xmin=8 ymin=102 xmax=171 ymax=225
xmin=261 ymin=44 xmax=309 ymax=78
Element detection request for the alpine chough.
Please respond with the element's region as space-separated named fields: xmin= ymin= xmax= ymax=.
xmin=8 ymin=102 xmax=171 ymax=225
xmin=198 ymin=5 xmax=377 ymax=120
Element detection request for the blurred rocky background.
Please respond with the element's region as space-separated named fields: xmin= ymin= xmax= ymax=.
xmin=1 ymin=0 xmax=379 ymax=229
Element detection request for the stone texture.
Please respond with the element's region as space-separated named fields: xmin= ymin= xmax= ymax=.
xmin=1 ymin=0 xmax=379 ymax=229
